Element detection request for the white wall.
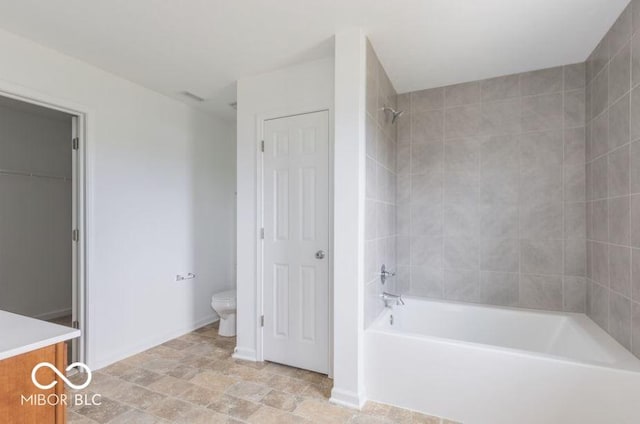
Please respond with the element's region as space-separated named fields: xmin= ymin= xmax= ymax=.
xmin=235 ymin=58 xmax=334 ymax=361
xmin=331 ymin=29 xmax=368 ymax=409
xmin=0 ymin=28 xmax=236 ymax=369
xmin=0 ymin=101 xmax=72 ymax=320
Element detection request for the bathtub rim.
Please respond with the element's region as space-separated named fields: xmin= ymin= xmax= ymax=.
xmin=368 ymin=295 xmax=640 ymax=374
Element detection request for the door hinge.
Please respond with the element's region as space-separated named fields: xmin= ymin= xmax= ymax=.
xmin=260 ymin=140 xmax=264 ymax=152
xmin=72 ymin=137 xmax=79 ymax=150
xmin=72 ymin=229 xmax=79 ymax=242
xmin=260 ymin=228 xmax=264 ymax=239
xmin=260 ymin=315 xmax=264 ymax=327
xmin=72 ymin=320 xmax=79 ymax=329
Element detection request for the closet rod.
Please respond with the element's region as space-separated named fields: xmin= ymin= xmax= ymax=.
xmin=0 ymin=169 xmax=70 ymax=182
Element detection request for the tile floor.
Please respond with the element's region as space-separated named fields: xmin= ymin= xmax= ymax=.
xmin=67 ymin=322 xmax=457 ymax=424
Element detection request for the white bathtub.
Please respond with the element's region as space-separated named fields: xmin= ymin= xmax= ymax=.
xmin=365 ymin=296 xmax=640 ymax=424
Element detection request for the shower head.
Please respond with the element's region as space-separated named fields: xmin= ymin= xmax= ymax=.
xmin=382 ymin=105 xmax=404 ymax=124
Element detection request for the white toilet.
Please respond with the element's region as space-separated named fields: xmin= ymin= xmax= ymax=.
xmin=211 ymin=289 xmax=237 ymax=337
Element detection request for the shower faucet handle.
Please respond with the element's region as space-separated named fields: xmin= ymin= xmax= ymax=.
xmin=381 ymin=291 xmax=405 ymax=308
xmin=380 ymin=264 xmax=395 ymax=284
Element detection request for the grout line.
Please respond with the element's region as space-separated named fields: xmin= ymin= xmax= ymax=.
xmin=408 ymin=93 xmax=413 ymax=294
xmin=606 ymin=41 xmax=612 ymax=335
xmin=517 ymin=82 xmax=523 ymax=308
xmin=440 ymin=95 xmax=445 ymax=299
xmin=562 ymin=67 xmax=567 ymax=311
xmin=628 ymin=27 xmax=635 ymax=351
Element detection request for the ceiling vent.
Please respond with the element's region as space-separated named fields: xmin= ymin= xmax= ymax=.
xmin=181 ymin=91 xmax=205 ymax=102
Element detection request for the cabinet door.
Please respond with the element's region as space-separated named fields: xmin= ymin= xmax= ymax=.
xmin=0 ymin=342 xmax=66 ymax=423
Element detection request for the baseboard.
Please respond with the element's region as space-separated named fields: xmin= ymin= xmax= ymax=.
xmin=90 ymin=315 xmax=218 ymax=370
xmin=232 ymin=347 xmax=257 ymax=362
xmin=34 ymin=308 xmax=72 ymax=321
xmin=330 ymin=387 xmax=366 ymax=409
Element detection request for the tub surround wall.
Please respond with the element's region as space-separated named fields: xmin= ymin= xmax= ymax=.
xmin=364 ymin=40 xmax=398 ymax=328
xmin=585 ymin=0 xmax=640 ymax=357
xmin=395 ymin=64 xmax=587 ymax=312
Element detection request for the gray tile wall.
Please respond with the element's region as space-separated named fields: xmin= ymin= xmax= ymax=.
xmin=586 ymin=0 xmax=640 ymax=357
xmin=395 ymin=64 xmax=587 ymax=313
xmin=364 ymin=40 xmax=398 ymax=328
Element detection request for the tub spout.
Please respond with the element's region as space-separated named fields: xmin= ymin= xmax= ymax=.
xmin=381 ymin=292 xmax=405 ymax=308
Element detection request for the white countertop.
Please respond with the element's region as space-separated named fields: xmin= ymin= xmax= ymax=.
xmin=0 ymin=310 xmax=81 ymax=361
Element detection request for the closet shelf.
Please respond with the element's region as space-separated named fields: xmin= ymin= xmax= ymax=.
xmin=0 ymin=168 xmax=71 ymax=182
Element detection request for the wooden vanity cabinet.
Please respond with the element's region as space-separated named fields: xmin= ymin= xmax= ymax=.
xmin=0 ymin=342 xmax=67 ymax=424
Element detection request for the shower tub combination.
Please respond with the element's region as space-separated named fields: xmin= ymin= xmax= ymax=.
xmin=365 ymin=296 xmax=640 ymax=424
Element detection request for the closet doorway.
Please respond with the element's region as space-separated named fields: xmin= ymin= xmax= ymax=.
xmin=0 ymin=94 xmax=84 ymax=364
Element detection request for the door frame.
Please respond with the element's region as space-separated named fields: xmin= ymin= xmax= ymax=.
xmin=0 ymin=81 xmax=92 ymax=367
xmin=256 ymin=108 xmax=334 ymax=376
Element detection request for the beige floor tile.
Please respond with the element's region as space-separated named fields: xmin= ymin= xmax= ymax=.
xmin=183 ymin=355 xmax=219 ymax=370
xmin=67 ymin=411 xmax=98 ymax=424
xmin=146 ymin=345 xmax=187 ymax=361
xmin=207 ymin=393 xmax=261 ymax=420
xmin=177 ymin=333 xmax=209 ymax=344
xmin=120 ymin=367 xmax=164 ymax=386
xmin=76 ymin=323 xmax=449 ymax=424
xmin=208 ymin=358 xmax=235 ymax=374
xmin=233 ymin=358 xmax=268 ymax=370
xmin=224 ymin=362 xmax=264 ymax=381
xmin=162 ymin=338 xmax=196 ymax=350
xmin=120 ymin=351 xmax=157 ymax=367
xmin=113 ymin=409 xmax=168 ymax=423
xmin=264 ymin=374 xmax=310 ymax=394
xmin=195 ymin=328 xmax=219 ymax=338
xmin=361 ymin=402 xmax=391 ymax=416
xmin=260 ymin=389 xmax=301 ymax=412
xmin=111 ymin=382 xmax=166 ymax=409
xmin=185 ymin=342 xmax=220 ymax=357
xmin=386 ymin=405 xmax=415 ymax=424
xmin=291 ymin=368 xmax=328 ymax=385
xmin=148 ymin=375 xmax=196 ymax=396
xmin=349 ymin=414 xmax=394 ymax=424
xmin=300 ymin=382 xmax=332 ymax=399
xmin=177 ymin=385 xmax=224 ymax=407
xmin=224 ymin=381 xmax=271 ymax=402
xmin=174 ymin=406 xmax=230 ymax=424
xmin=100 ymin=362 xmax=135 ymax=378
xmin=189 ymin=370 xmax=238 ymax=392
xmin=164 ymin=363 xmax=201 ymax=380
xmin=146 ymin=398 xmax=194 ymax=421
xmin=143 ymin=358 xmax=185 ymax=375
xmin=294 ymin=398 xmax=355 ymax=424
xmin=247 ymin=405 xmax=310 ymax=424
xmin=263 ymin=362 xmax=302 ymax=378
xmin=85 ymin=373 xmax=128 ymax=398
xmin=412 ymin=411 xmax=443 ymax=424
xmin=75 ymin=396 xmax=131 ymax=423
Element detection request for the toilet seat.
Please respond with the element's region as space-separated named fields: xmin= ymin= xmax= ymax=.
xmin=212 ymin=289 xmax=236 ymax=302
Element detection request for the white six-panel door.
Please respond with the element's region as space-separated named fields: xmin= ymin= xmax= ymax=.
xmin=262 ymin=111 xmax=329 ymax=374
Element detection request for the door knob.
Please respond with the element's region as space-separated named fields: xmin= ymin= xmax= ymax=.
xmin=315 ymin=250 xmax=326 ymax=259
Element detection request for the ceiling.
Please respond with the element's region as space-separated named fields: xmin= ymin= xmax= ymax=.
xmin=0 ymin=0 xmax=629 ymax=121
